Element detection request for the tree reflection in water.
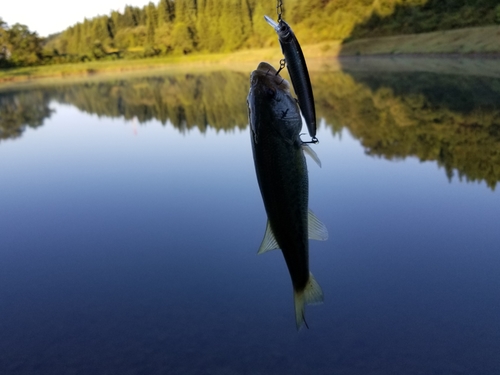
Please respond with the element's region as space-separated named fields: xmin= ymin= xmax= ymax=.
xmin=1 ymin=65 xmax=499 ymax=188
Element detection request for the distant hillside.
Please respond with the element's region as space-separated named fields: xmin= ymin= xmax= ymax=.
xmin=339 ymin=25 xmax=500 ymax=56
xmin=46 ymin=0 xmax=500 ymax=60
xmin=2 ymin=0 xmax=500 ymax=69
xmin=349 ymin=0 xmax=500 ymax=40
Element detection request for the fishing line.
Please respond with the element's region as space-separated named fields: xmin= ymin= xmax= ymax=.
xmin=276 ymin=0 xmax=283 ymax=22
xmin=275 ymin=0 xmax=287 ymax=75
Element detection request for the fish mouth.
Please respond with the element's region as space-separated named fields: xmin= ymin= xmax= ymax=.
xmin=255 ymin=62 xmax=278 ymax=75
xmin=250 ymin=62 xmax=290 ymax=91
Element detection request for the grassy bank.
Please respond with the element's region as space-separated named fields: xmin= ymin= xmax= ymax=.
xmin=0 ymin=53 xmax=230 ymax=83
xmin=0 ymin=50 xmax=281 ymax=84
xmin=1 ymin=24 xmax=499 ymax=85
xmin=0 ymin=43 xmax=343 ymax=85
xmin=340 ymin=25 xmax=500 ymax=56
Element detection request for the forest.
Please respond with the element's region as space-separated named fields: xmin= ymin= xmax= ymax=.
xmin=2 ymin=68 xmax=500 ymax=189
xmin=1 ymin=0 xmax=500 ymax=68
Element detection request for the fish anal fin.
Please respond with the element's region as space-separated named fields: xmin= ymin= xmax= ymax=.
xmin=308 ymin=209 xmax=328 ymax=241
xmin=294 ymin=273 xmax=324 ymax=330
xmin=302 ymin=144 xmax=321 ymax=167
xmin=257 ymin=220 xmax=280 ymax=255
xmin=304 ymin=273 xmax=324 ymax=305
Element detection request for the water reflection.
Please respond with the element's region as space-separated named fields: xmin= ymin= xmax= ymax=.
xmin=318 ymin=67 xmax=500 ymax=189
xmin=0 ymin=90 xmax=53 ymax=141
xmin=53 ymin=72 xmax=250 ymax=132
xmin=1 ymin=61 xmax=500 ymax=188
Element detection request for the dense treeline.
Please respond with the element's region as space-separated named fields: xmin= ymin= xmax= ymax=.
xmin=44 ymin=0 xmax=500 ymax=57
xmin=350 ymin=0 xmax=500 ymax=39
xmin=2 ymin=68 xmax=500 ymax=188
xmin=0 ymin=19 xmax=44 ymax=68
xmin=2 ymin=0 xmax=500 ymax=68
xmin=44 ymin=0 xmax=274 ymax=61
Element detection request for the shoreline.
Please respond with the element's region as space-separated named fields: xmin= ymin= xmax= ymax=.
xmin=338 ymin=55 xmax=500 ymax=79
xmin=2 ymin=53 xmax=500 ymax=91
xmin=2 ymin=54 xmax=499 ymax=83
xmin=1 ymin=24 xmax=500 ymax=87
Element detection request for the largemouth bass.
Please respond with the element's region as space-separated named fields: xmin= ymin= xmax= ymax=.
xmin=247 ymin=62 xmax=328 ymax=329
xmin=264 ymin=15 xmax=317 ymax=141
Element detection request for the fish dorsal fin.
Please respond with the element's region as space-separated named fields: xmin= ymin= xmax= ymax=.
xmin=302 ymin=144 xmax=322 ymax=168
xmin=257 ymin=220 xmax=280 ymax=255
xmin=308 ymin=209 xmax=328 ymax=241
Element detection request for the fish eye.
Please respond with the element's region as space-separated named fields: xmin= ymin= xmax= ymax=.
xmin=266 ymin=87 xmax=276 ymax=98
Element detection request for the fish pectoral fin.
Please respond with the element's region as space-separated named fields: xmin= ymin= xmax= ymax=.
xmin=308 ymin=209 xmax=328 ymax=241
xmin=302 ymin=144 xmax=321 ymax=168
xmin=257 ymin=220 xmax=280 ymax=255
xmin=294 ymin=273 xmax=324 ymax=330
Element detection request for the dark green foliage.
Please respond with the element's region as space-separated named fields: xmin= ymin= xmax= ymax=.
xmin=146 ymin=2 xmax=158 ymax=46
xmin=158 ymin=0 xmax=175 ymax=24
xmin=351 ymin=0 xmax=500 ymax=38
xmin=3 ymin=0 xmax=500 ymax=68
xmin=496 ymin=4 xmax=500 ymax=23
xmin=0 ymin=21 xmax=44 ymax=67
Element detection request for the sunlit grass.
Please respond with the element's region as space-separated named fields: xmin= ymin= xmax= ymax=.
xmin=0 ymin=54 xmax=227 ymax=82
xmin=0 ymin=43 xmax=343 ymax=85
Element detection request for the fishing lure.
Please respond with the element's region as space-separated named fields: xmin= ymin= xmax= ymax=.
xmin=265 ymin=13 xmax=318 ymax=142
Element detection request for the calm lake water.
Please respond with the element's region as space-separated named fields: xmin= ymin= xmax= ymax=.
xmin=1 ymin=57 xmax=500 ymax=374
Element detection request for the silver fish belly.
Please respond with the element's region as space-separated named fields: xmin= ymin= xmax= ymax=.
xmin=247 ymin=62 xmax=327 ymax=329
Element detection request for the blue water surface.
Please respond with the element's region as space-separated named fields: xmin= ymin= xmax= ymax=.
xmin=1 ymin=67 xmax=500 ymax=374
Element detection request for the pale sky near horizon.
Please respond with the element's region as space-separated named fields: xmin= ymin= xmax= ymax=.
xmin=2 ymin=0 xmax=154 ymax=37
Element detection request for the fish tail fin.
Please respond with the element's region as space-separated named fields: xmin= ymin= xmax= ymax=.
xmin=294 ymin=273 xmax=324 ymax=330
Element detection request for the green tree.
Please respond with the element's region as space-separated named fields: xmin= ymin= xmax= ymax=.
xmin=172 ymin=0 xmax=198 ymax=52
xmin=249 ymin=0 xmax=275 ymax=47
xmin=146 ymin=2 xmax=157 ymax=46
xmin=158 ymin=0 xmax=175 ymax=24
xmin=0 ymin=22 xmax=43 ymax=67
xmin=123 ymin=6 xmax=139 ymax=27
xmin=92 ymin=16 xmax=111 ymax=46
xmin=171 ymin=22 xmax=195 ymax=53
xmin=196 ymin=0 xmax=223 ymax=52
xmin=219 ymin=0 xmax=252 ymax=51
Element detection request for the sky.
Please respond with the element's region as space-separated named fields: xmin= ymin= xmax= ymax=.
xmin=2 ymin=0 xmax=154 ymax=37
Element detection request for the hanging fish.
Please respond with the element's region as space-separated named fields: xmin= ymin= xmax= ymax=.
xmin=247 ymin=62 xmax=328 ymax=329
xmin=264 ymin=15 xmax=318 ymax=141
